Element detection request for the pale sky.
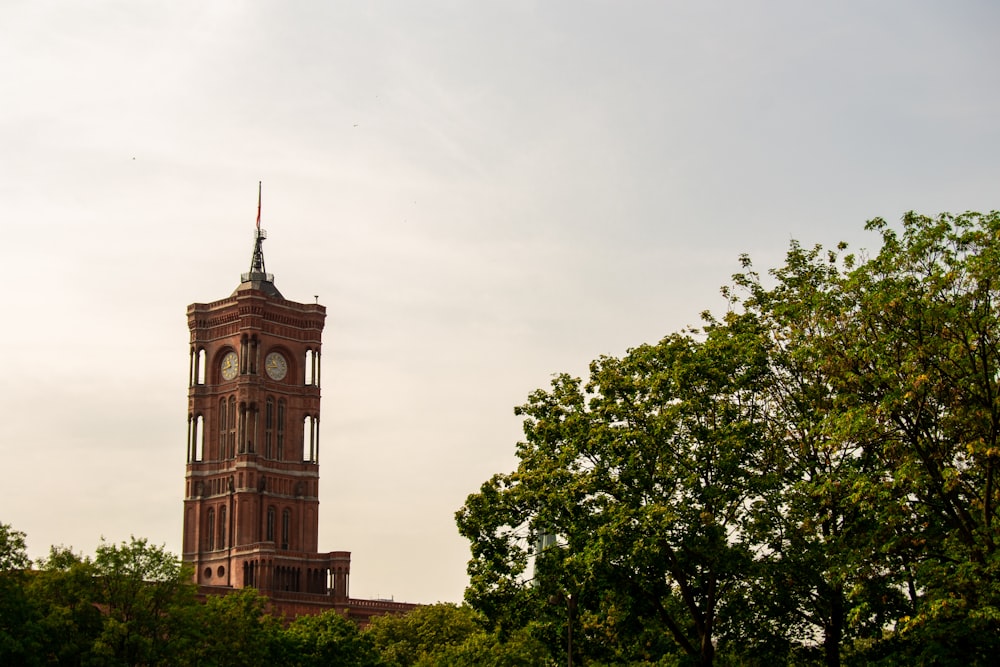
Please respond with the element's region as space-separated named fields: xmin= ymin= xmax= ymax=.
xmin=2 ymin=1 xmax=998 ymax=604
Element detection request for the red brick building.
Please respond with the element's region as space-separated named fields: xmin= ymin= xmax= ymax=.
xmin=182 ymin=212 xmax=414 ymax=622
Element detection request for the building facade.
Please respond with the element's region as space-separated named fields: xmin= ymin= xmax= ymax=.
xmin=182 ymin=219 xmax=412 ymax=621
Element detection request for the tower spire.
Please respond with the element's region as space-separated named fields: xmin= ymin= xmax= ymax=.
xmin=249 ymin=181 xmax=267 ymax=276
xmin=238 ymin=181 xmax=283 ymax=298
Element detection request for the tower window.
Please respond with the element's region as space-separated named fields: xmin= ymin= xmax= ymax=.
xmin=188 ymin=414 xmax=205 ymax=463
xmin=206 ymin=508 xmax=215 ymax=551
xmin=197 ymin=348 xmax=206 ymax=385
xmin=266 ymin=506 xmax=276 ymax=542
xmin=282 ymin=508 xmax=291 ymax=550
xmin=303 ymin=415 xmax=319 ymax=463
xmin=264 ymin=397 xmax=274 ymax=459
xmin=277 ymin=400 xmax=286 ymax=460
xmin=228 ymin=396 xmax=237 ymax=458
xmin=218 ymin=506 xmax=227 ymax=550
xmin=218 ymin=399 xmax=227 ymax=462
xmin=195 ymin=415 xmax=204 ymax=461
xmin=249 ymin=335 xmax=259 ymax=375
xmin=191 ymin=347 xmax=207 ymax=386
xmin=240 ymin=335 xmax=249 ymax=374
xmin=305 ymin=348 xmax=321 ymax=387
xmin=238 ymin=402 xmax=247 ymax=454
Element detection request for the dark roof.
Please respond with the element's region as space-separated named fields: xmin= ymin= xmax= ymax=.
xmin=233 ymin=271 xmax=283 ymax=298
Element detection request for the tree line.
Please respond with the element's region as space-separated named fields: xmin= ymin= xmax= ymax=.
xmin=0 ymin=527 xmax=542 ymax=666
xmin=456 ymin=212 xmax=1000 ymax=666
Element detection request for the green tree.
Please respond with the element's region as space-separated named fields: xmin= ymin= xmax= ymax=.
xmin=817 ymin=212 xmax=1000 ymax=662
xmin=416 ymin=625 xmax=552 ymax=667
xmin=365 ymin=603 xmax=485 ymax=667
xmin=174 ymin=587 xmax=284 ymax=667
xmin=28 ymin=545 xmax=104 ymax=666
xmin=458 ymin=209 xmax=1000 ymax=664
xmin=89 ymin=536 xmax=195 ymax=666
xmin=0 ymin=522 xmax=42 ymax=666
xmin=458 ymin=318 xmax=775 ymax=666
xmin=727 ymin=243 xmax=909 ymax=666
xmin=728 ymin=211 xmax=1000 ymax=664
xmin=0 ymin=523 xmax=30 ymax=571
xmin=285 ymin=608 xmax=382 ymax=667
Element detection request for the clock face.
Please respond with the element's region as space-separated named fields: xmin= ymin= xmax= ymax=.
xmin=221 ymin=351 xmax=239 ymax=381
xmin=265 ymin=352 xmax=288 ymax=381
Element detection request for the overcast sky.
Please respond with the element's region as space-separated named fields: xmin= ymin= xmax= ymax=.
xmin=2 ymin=1 xmax=998 ymax=604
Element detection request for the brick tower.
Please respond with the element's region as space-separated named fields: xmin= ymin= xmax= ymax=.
xmin=182 ymin=194 xmax=350 ymax=604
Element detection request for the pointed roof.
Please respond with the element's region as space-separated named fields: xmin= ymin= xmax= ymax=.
xmin=233 ymin=182 xmax=283 ymax=298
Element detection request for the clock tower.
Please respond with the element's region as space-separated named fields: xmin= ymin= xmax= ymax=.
xmin=182 ymin=204 xmax=350 ymax=603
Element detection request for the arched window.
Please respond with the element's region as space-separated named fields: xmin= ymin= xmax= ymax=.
xmin=247 ymin=402 xmax=257 ymax=454
xmin=238 ymin=402 xmax=247 ymax=454
xmin=266 ymin=506 xmax=276 ymax=542
xmin=240 ymin=334 xmax=249 ymax=374
xmin=249 ymin=335 xmax=259 ymax=375
xmin=218 ymin=399 xmax=227 ymax=461
xmin=187 ymin=414 xmax=195 ymax=462
xmin=276 ymin=400 xmax=286 ymax=460
xmin=194 ymin=415 xmax=204 ymax=461
xmin=218 ymin=506 xmax=227 ymax=549
xmin=305 ymin=348 xmax=321 ymax=387
xmin=264 ymin=397 xmax=274 ymax=459
xmin=302 ymin=415 xmax=319 ymax=463
xmin=191 ymin=347 xmax=206 ymax=386
xmin=227 ymin=396 xmax=237 ymax=458
xmin=281 ymin=508 xmax=291 ymax=550
xmin=198 ymin=348 xmax=206 ymax=384
xmin=206 ymin=508 xmax=215 ymax=551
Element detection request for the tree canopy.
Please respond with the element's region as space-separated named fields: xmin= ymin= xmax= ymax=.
xmin=0 ymin=522 xmax=526 ymax=666
xmin=458 ymin=211 xmax=1000 ymax=666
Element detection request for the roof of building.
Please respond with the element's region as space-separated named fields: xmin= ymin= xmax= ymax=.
xmin=233 ymin=223 xmax=284 ymax=298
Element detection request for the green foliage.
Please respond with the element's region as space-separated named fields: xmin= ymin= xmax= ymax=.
xmin=417 ymin=625 xmax=553 ymax=667
xmin=176 ymin=588 xmax=284 ymax=667
xmin=28 ymin=545 xmax=104 ymax=665
xmin=730 ymin=241 xmax=910 ymax=666
xmin=827 ymin=211 xmax=1000 ymax=662
xmin=0 ymin=522 xmax=29 ymax=572
xmin=4 ymin=527 xmax=559 ymax=666
xmin=0 ymin=522 xmax=41 ymax=666
xmin=459 ymin=319 xmax=776 ymax=665
xmin=89 ymin=536 xmax=196 ymax=666
xmin=366 ymin=603 xmax=484 ymax=666
xmin=459 ymin=211 xmax=1000 ymax=665
xmin=286 ymin=608 xmax=382 ymax=667
xmin=365 ymin=603 xmax=552 ymax=667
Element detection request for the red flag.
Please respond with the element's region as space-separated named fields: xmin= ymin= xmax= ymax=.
xmin=256 ymin=181 xmax=262 ymax=230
